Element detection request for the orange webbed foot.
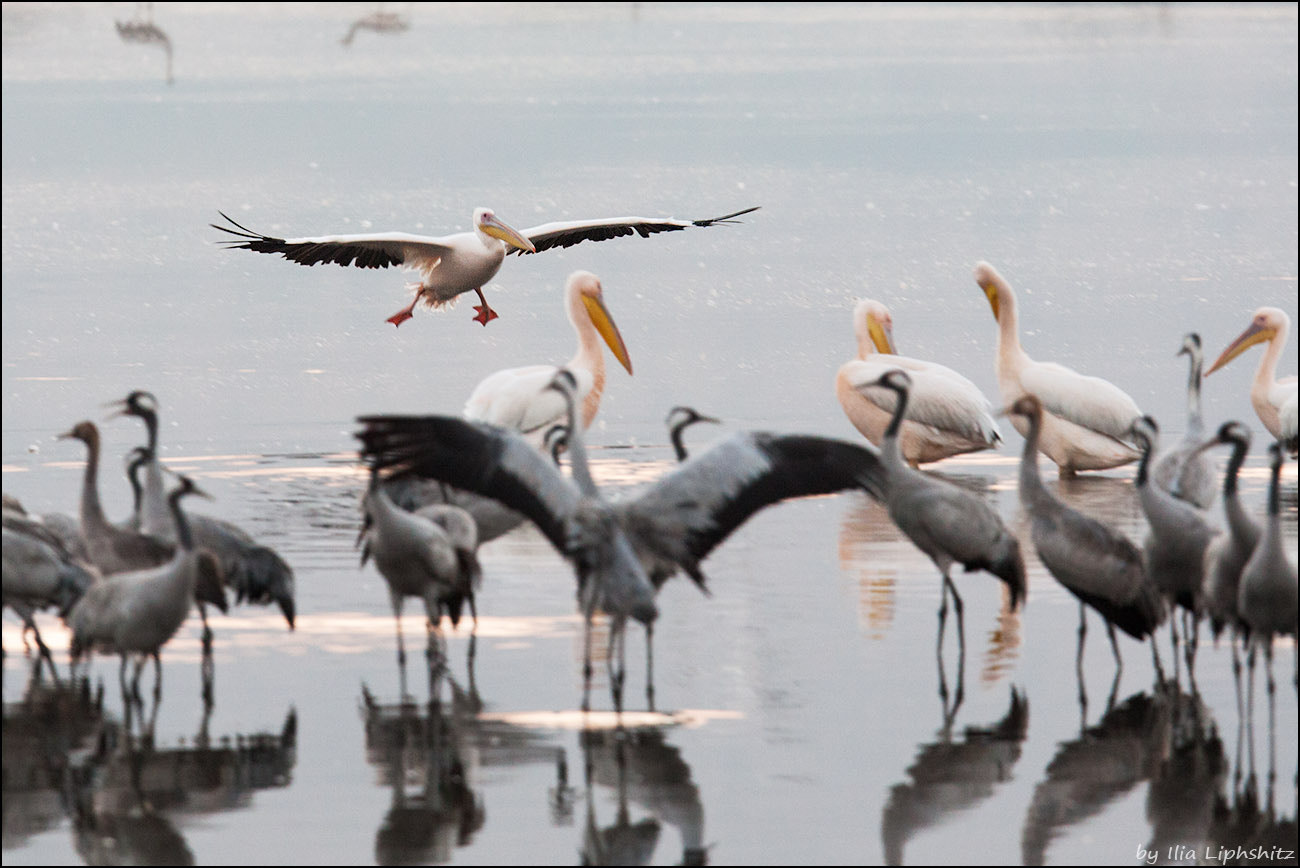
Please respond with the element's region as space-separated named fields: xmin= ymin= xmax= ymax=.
xmin=472 ymin=305 xmax=499 ymax=326
xmin=386 ymin=309 xmax=415 ymax=327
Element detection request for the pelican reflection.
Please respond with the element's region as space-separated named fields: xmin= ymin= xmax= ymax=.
xmin=882 ymin=687 xmax=1028 ymax=865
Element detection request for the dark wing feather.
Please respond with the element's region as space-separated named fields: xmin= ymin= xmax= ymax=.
xmin=512 ymin=206 xmax=761 ymax=256
xmin=355 ymin=414 xmax=579 ymax=555
xmin=211 ymin=212 xmax=434 ymax=270
xmin=619 ymin=432 xmax=884 ymax=574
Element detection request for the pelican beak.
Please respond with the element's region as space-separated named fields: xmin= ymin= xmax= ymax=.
xmin=979 ymin=281 xmax=1000 ymax=321
xmin=1205 ymin=321 xmax=1274 ymax=376
xmin=867 ymin=315 xmax=897 ymax=355
xmin=581 ymin=294 xmax=634 ymax=375
xmin=480 ymin=214 xmax=536 ymax=253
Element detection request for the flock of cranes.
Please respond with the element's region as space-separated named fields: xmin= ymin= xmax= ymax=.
xmin=3 ymin=203 xmax=1298 ymax=728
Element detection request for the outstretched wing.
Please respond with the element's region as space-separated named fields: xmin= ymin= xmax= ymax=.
xmin=512 ymin=206 xmax=760 ymax=255
xmin=355 ymin=414 xmax=579 ymax=555
xmin=212 ymin=211 xmax=453 ymax=271
xmin=618 ymin=432 xmax=884 ymax=579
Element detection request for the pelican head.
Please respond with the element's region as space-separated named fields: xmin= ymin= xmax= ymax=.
xmin=474 ymin=207 xmax=536 ymax=254
xmin=972 ymin=261 xmax=1009 ymax=322
xmin=854 ymin=298 xmax=896 ymax=356
xmin=569 ymin=271 xmax=633 ymax=375
xmin=1206 ymin=307 xmax=1290 ymax=376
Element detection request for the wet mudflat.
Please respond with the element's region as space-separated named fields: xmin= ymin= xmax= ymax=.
xmin=3 ymin=3 xmax=1297 ymax=865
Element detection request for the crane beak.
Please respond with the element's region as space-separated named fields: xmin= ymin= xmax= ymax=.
xmin=1205 ymin=321 xmax=1274 ymax=376
xmin=102 ymin=398 xmax=131 ymax=421
xmin=867 ymin=315 xmax=897 ymax=355
xmin=480 ymin=214 xmax=536 ymax=253
xmin=581 ymin=294 xmax=634 ymax=376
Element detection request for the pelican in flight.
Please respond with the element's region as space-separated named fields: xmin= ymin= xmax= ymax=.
xmin=836 ymin=298 xmax=1001 ymax=466
xmin=213 ymin=205 xmax=759 ymax=328
xmin=1205 ymin=306 xmax=1298 ymax=457
xmin=357 ymin=369 xmax=887 ymax=710
xmin=973 ymin=262 xmax=1143 ymax=477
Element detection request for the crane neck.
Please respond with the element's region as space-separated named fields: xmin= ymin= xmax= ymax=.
xmin=76 ymin=428 xmax=111 ymax=533
xmin=1183 ymin=349 xmax=1204 ymax=435
xmin=556 ymin=383 xmax=597 ymax=496
xmin=1017 ymin=409 xmax=1050 ymax=506
xmin=168 ymin=485 xmax=196 ymax=551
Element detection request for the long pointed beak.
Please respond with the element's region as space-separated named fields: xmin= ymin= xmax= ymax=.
xmin=581 ymin=294 xmax=634 ymax=375
xmin=867 ymin=316 xmax=897 ymax=355
xmin=481 ymin=214 xmax=536 ymax=254
xmin=102 ymin=398 xmax=131 ymax=421
xmin=1205 ymin=322 xmax=1272 ymax=376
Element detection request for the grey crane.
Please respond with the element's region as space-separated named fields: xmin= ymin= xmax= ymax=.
xmin=868 ymin=369 xmax=1026 ymax=655
xmin=58 ymin=421 xmax=173 ymax=578
xmin=357 ymin=369 xmax=888 ymax=711
xmin=2 ymin=509 xmax=98 ymax=674
xmin=1130 ymin=416 xmax=1221 ymax=671
xmin=359 ymin=467 xmax=481 ymax=673
xmin=1007 ymin=395 xmax=1165 ymax=698
xmin=68 ymin=475 xmax=227 ymax=705
xmin=107 ymin=391 xmax=296 ymax=635
xmin=1152 ymin=333 xmax=1217 ymax=509
xmin=1237 ymin=443 xmax=1298 ymax=712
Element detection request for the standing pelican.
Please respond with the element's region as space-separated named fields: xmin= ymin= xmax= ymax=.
xmin=464 ymin=271 xmax=633 ymax=441
xmin=1237 ymin=444 xmax=1298 ymax=711
xmin=1152 ymin=334 xmax=1217 ymax=509
xmin=868 ymin=370 xmax=1026 ymax=653
xmin=213 ymin=205 xmax=759 ymax=327
xmin=357 ymin=370 xmax=889 ymax=710
xmin=359 ymin=469 xmax=480 ymax=672
xmin=1130 ymin=416 xmax=1220 ymax=669
xmin=836 ymin=298 xmax=1001 ymax=466
xmin=973 ymin=262 xmax=1142 ymax=476
xmin=1007 ymin=395 xmax=1165 ymax=686
xmin=1205 ymin=307 xmax=1298 ymax=456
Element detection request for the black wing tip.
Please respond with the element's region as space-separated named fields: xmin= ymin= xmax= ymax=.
xmin=693 ymin=205 xmax=761 ymax=227
xmin=211 ymin=210 xmax=283 ymax=244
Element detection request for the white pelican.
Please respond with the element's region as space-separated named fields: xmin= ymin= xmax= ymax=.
xmin=357 ymin=369 xmax=889 ymax=710
xmin=1205 ymin=306 xmax=1298 ymax=457
xmin=213 ymin=205 xmax=759 ymax=328
xmin=1007 ymin=395 xmax=1165 ymax=678
xmin=868 ymin=370 xmax=1026 ymax=652
xmin=464 ymin=271 xmax=633 ymax=441
xmin=836 ymin=298 xmax=1001 ymax=467
xmin=68 ymin=475 xmax=227 ymax=703
xmin=973 ymin=262 xmax=1143 ymax=477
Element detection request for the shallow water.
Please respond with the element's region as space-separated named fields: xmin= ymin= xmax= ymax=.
xmin=3 ymin=3 xmax=1298 ymax=865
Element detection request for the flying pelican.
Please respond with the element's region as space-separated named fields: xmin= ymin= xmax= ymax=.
xmin=1205 ymin=307 xmax=1298 ymax=457
xmin=867 ymin=369 xmax=1026 ymax=653
xmin=357 ymin=369 xmax=888 ymax=710
xmin=1152 ymin=334 xmax=1217 ymax=509
xmin=212 ymin=205 xmax=760 ymax=328
xmin=836 ymin=298 xmax=1001 ymax=466
xmin=68 ymin=475 xmax=227 ymax=704
xmin=1130 ymin=416 xmax=1220 ymax=670
xmin=972 ymin=262 xmax=1143 ymax=476
xmin=1007 ymin=395 xmax=1165 ymax=686
xmin=359 ymin=468 xmax=481 ymax=671
xmin=1238 ymin=443 xmax=1298 ymax=715
xmin=107 ymin=391 xmax=296 ymax=632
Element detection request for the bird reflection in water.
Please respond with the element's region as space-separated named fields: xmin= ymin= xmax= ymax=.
xmin=881 ymin=687 xmax=1028 ymax=866
xmin=2 ymin=672 xmax=104 ymax=851
xmin=114 ymin=3 xmax=173 ymax=85
xmin=580 ymin=727 xmax=707 ymax=865
xmin=340 ymin=6 xmax=411 ymax=48
xmin=59 ymin=692 xmax=296 ymax=865
xmin=1143 ymin=689 xmax=1228 ymax=864
xmin=360 ymin=674 xmax=484 ymax=865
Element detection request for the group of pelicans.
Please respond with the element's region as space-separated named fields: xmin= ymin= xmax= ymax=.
xmin=3 ymin=202 xmax=1298 ymax=724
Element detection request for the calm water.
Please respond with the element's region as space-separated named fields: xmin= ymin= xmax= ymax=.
xmin=3 ymin=3 xmax=1297 ymax=865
